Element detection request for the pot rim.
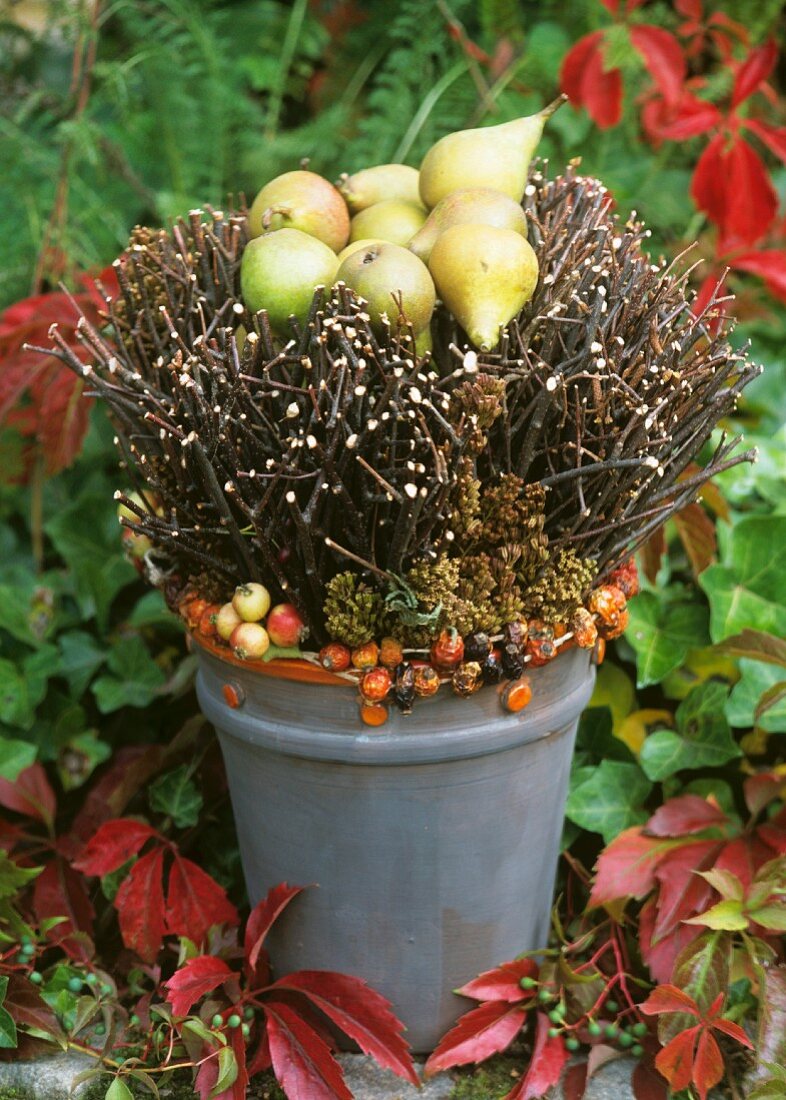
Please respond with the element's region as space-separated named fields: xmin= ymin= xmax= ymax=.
xmin=195 ymin=641 xmax=596 ymax=765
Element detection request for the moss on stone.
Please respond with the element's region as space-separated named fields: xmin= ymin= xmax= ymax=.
xmin=448 ymin=1056 xmax=524 ymax=1099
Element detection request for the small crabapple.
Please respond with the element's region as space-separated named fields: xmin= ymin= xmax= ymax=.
xmin=266 ymin=603 xmax=307 ymax=647
xmin=216 ymin=602 xmax=242 ymax=641
xmin=230 ymin=622 xmax=270 ymax=660
xmin=232 ymin=582 xmax=271 ymax=622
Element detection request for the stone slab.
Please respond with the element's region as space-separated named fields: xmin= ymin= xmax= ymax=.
xmin=0 ymin=1051 xmax=645 ymax=1099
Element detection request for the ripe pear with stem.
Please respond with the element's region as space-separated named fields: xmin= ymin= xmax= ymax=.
xmin=337 ymin=242 xmax=435 ymax=338
xmin=337 ymin=238 xmax=385 ymax=263
xmin=419 ymin=96 xmax=566 ymax=208
xmin=350 ymin=200 xmax=427 ymax=247
xmin=338 ymin=164 xmax=421 ymax=213
xmin=241 ymin=229 xmax=339 ymax=335
xmin=428 ymin=224 xmax=539 ymax=352
xmin=409 ymin=187 xmax=528 ymax=262
xmin=247 ymin=170 xmax=350 ymax=252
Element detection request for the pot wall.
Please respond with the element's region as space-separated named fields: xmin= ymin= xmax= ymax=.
xmin=196 ymin=644 xmax=595 ymax=1052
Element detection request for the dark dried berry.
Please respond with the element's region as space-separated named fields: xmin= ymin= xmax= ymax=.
xmin=393 ymin=663 xmax=416 ymax=714
xmin=482 ymin=651 xmax=505 ymax=684
xmin=503 ymin=620 xmax=528 ymax=647
xmin=502 ymin=642 xmax=525 ymax=680
xmin=452 ymin=661 xmax=483 ymax=698
xmin=463 ymin=631 xmax=491 ymax=663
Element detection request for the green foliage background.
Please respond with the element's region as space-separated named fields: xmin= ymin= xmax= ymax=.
xmin=0 ymin=0 xmax=784 ymax=963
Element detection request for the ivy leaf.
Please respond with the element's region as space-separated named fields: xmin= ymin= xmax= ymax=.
xmin=0 ymin=736 xmax=36 ymax=782
xmin=700 ymin=515 xmax=786 ymax=642
xmin=105 ymin=1080 xmax=135 ymax=1100
xmin=640 ymin=682 xmax=740 ymax=781
xmin=565 ymin=761 xmax=652 ymax=843
xmin=626 ymin=591 xmax=709 ymax=688
xmin=0 ymin=976 xmax=18 ymax=1049
xmin=0 ymin=854 xmax=41 ymax=899
xmin=149 ymin=766 xmax=203 ymax=828
xmin=57 ymin=632 xmax=107 ymax=698
xmin=726 ymin=660 xmax=786 ymax=733
xmin=92 ymin=635 xmax=166 ymax=714
xmin=45 ymin=493 xmax=134 ymax=630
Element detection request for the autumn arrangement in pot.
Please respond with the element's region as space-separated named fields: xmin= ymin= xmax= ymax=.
xmin=37 ymin=99 xmax=758 ymax=724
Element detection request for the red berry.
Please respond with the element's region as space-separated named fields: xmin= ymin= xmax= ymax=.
xmin=319 ymin=643 xmax=351 ymax=672
xmin=351 ymin=641 xmax=380 ymax=670
xmin=198 ymin=604 xmax=221 ymax=638
xmin=361 ymin=667 xmax=392 ymax=703
xmin=607 ymin=558 xmax=639 ymax=598
xmin=379 ymin=636 xmax=404 ymax=669
xmin=431 ymin=627 xmax=464 ymax=672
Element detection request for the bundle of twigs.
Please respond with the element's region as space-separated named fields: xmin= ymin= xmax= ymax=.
xmin=37 ymin=165 xmax=758 ymax=642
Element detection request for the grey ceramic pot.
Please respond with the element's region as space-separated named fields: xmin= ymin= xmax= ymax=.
xmin=195 ymin=643 xmax=595 ymax=1052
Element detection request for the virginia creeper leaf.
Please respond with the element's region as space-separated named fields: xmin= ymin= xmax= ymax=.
xmin=265 ymin=999 xmax=351 ymax=1100
xmin=165 ymin=956 xmax=234 ymax=1018
xmin=424 ymin=1001 xmax=527 ymax=1074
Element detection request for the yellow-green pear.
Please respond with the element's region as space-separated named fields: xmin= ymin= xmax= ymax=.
xmin=247 ymin=170 xmax=350 ymax=252
xmin=409 ymin=188 xmax=528 ymax=263
xmin=337 ymin=242 xmax=435 ymax=336
xmin=241 ymin=229 xmax=339 ymax=335
xmin=338 ymin=164 xmax=421 ymax=213
xmin=337 ymin=238 xmax=385 ymax=263
xmin=419 ymin=96 xmax=565 ymax=208
xmin=349 ymin=200 xmax=427 ymax=247
xmin=428 ymin=224 xmax=539 ymax=352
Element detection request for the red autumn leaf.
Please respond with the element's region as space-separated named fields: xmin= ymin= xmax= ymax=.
xmin=272 ymin=970 xmax=417 ymax=1085
xmin=227 ymin=1025 xmax=250 ymax=1100
xmin=194 ymin=1046 xmax=219 ymax=1100
xmin=711 ymin=1016 xmax=753 ymax=1046
xmin=744 ymin=118 xmax=786 ymax=165
xmin=560 ymin=32 xmax=623 ymax=130
xmin=165 ymin=955 xmax=234 ymax=1017
xmin=631 ymin=1056 xmax=669 ymax=1100
xmin=424 ymin=1001 xmax=527 ymax=1074
xmin=73 ymin=818 xmax=158 ymax=876
xmin=690 ymin=134 xmax=728 ymax=228
xmin=731 ymin=39 xmax=778 ymax=109
xmin=455 ymin=958 xmax=539 ymax=1002
xmin=0 ymin=764 xmax=56 ymax=828
xmin=589 ymin=828 xmax=669 ymax=906
xmin=639 ymin=895 xmax=703 ymax=984
xmin=644 ymin=91 xmax=721 ymax=143
xmin=639 ymin=528 xmax=665 ymax=584
xmin=247 ymin=1026 xmax=272 ymax=1076
xmin=649 ymin=841 xmax=721 ymax=944
xmin=598 ymin=0 xmax=618 ymax=12
xmin=115 ymin=846 xmax=167 ymax=962
xmin=165 ymin=853 xmax=239 ymax=944
xmin=562 ymin=1062 xmax=588 ymax=1100
xmin=245 ymin=883 xmax=305 ymax=984
xmin=673 ymin=503 xmax=717 ymax=579
xmin=504 ymin=1013 xmax=569 ymax=1100
xmin=4 ymin=973 xmax=66 ymax=1045
xmin=645 ymin=795 xmax=728 ymax=837
xmin=692 ymin=271 xmax=727 ymax=321
xmin=630 ymin=26 xmax=686 ymax=106
xmin=744 ymin=773 xmax=783 ymax=817
xmin=32 ymin=858 xmax=95 ymax=960
xmin=731 ymin=250 xmax=786 ymax=303
xmin=692 ymin=1029 xmax=724 ymax=1100
xmin=654 ymin=1025 xmax=699 ymax=1092
xmin=641 ymin=985 xmax=702 ymax=1018
xmin=265 ymin=999 xmax=352 ymax=1100
xmin=69 ymin=745 xmax=167 ymax=850
xmin=715 ymin=834 xmax=772 ymax=890
xmin=721 ymin=136 xmax=778 ymax=248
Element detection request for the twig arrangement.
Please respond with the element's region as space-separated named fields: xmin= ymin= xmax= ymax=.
xmin=37 ymin=164 xmax=758 ymax=672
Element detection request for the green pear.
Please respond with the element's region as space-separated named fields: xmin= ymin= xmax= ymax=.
xmin=337 ymin=238 xmax=385 ymax=263
xmin=419 ymin=96 xmax=565 ymax=208
xmin=247 ymin=170 xmax=350 ymax=252
xmin=428 ymin=224 xmax=538 ymax=351
xmin=337 ymin=242 xmax=435 ymax=336
xmin=241 ymin=229 xmax=339 ymax=335
xmin=409 ymin=188 xmax=528 ymax=263
xmin=349 ymin=200 xmax=427 ymax=247
xmin=338 ymin=164 xmax=421 ymax=213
